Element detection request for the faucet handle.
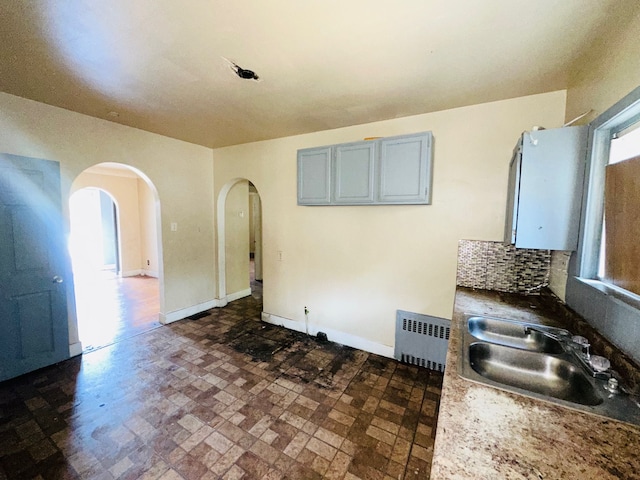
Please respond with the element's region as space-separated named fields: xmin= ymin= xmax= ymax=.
xmin=589 ymin=355 xmax=611 ymax=373
xmin=571 ymin=335 xmax=591 ymax=358
xmin=571 ymin=335 xmax=590 ymax=347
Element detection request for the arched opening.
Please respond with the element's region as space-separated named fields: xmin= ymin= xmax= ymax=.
xmin=69 ymin=163 xmax=164 ymax=351
xmin=217 ymin=178 xmax=263 ymax=305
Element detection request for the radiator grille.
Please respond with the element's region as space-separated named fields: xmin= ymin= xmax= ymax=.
xmin=394 ymin=310 xmax=450 ymax=372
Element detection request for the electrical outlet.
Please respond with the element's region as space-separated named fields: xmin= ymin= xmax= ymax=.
xmin=304 ymin=306 xmax=309 ymax=315
xmin=170 ymin=222 xmax=178 ymax=232
xmin=277 ymin=251 xmax=283 ymax=262
xmin=147 ymin=260 xmax=150 ymax=266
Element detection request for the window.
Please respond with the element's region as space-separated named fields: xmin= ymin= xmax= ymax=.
xmin=568 ymin=87 xmax=640 ymax=361
xmin=597 ymin=122 xmax=640 ymax=294
xmin=577 ymin=87 xmax=640 ymax=301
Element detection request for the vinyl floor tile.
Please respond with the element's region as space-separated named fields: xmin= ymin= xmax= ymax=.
xmin=0 ymin=284 xmax=442 ymax=479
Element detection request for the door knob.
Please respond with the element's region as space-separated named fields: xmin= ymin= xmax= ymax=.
xmin=53 ymin=276 xmax=63 ymax=284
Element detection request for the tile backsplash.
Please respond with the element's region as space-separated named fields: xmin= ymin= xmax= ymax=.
xmin=457 ymin=240 xmax=550 ymax=295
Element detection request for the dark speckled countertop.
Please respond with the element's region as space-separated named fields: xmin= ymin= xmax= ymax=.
xmin=430 ymin=287 xmax=640 ymax=480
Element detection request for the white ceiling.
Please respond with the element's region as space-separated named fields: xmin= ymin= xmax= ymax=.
xmin=0 ymin=1 xmax=636 ymax=148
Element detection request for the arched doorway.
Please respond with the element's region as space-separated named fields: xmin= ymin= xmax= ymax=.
xmin=69 ymin=163 xmax=164 ymax=351
xmin=217 ymin=179 xmax=263 ymax=304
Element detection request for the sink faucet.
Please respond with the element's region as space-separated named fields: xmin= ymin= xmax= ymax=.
xmin=523 ymin=325 xmax=565 ymax=343
xmin=524 ymin=326 xmax=611 ymax=379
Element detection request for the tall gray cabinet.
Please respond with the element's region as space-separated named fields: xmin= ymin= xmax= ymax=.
xmin=504 ymin=125 xmax=588 ymax=250
xmin=297 ymin=131 xmax=433 ymax=206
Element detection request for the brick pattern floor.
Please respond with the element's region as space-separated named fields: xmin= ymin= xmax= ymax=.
xmin=0 ymin=290 xmax=442 ymax=479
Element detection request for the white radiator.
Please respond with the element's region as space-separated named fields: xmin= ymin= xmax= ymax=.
xmin=394 ymin=310 xmax=450 ymax=372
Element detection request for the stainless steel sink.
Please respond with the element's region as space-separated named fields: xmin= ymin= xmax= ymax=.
xmin=468 ymin=342 xmax=602 ymax=406
xmin=467 ymin=316 xmax=567 ymax=354
xmin=459 ymin=314 xmax=640 ymax=425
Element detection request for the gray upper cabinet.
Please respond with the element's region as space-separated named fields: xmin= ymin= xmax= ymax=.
xmin=297 ymin=146 xmax=332 ymax=205
xmin=334 ymin=142 xmax=376 ymax=204
xmin=378 ymin=133 xmax=432 ymax=204
xmin=297 ymin=131 xmax=433 ymax=206
xmin=504 ymin=125 xmax=588 ymax=250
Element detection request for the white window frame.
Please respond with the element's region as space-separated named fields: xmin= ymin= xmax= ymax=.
xmin=566 ymin=86 xmax=640 ymax=365
xmin=577 ymin=86 xmax=640 ymax=287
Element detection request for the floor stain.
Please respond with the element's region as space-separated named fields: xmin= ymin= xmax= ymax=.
xmin=216 ymin=315 xmax=359 ymax=389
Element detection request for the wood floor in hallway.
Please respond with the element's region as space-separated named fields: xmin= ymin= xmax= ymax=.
xmin=74 ymin=270 xmax=161 ymax=352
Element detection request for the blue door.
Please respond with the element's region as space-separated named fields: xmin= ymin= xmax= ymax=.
xmin=0 ymin=154 xmax=70 ymax=382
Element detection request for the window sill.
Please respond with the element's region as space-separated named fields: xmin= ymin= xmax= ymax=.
xmin=575 ymin=277 xmax=640 ymax=311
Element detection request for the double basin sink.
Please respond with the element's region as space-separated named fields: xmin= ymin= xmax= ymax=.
xmin=459 ymin=315 xmax=640 ymax=425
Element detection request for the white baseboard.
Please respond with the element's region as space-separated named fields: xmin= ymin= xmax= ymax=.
xmin=157 ymin=289 xmax=251 ymax=325
xmin=69 ymin=342 xmax=83 ymax=357
xmin=261 ymin=312 xmax=395 ymax=359
xmin=122 ymin=269 xmax=159 ymax=278
xmin=121 ymin=269 xmax=142 ymax=277
xmin=226 ymin=288 xmax=251 ymax=303
xmin=160 ymin=299 xmax=223 ymax=324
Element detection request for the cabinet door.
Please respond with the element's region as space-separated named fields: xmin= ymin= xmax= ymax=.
xmin=334 ymin=141 xmax=376 ymax=204
xmin=297 ymin=147 xmax=332 ymax=205
xmin=515 ymin=126 xmax=587 ymax=250
xmin=378 ymin=132 xmax=432 ymax=204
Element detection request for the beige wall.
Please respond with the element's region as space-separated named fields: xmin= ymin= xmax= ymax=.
xmin=213 ymin=91 xmax=566 ymax=352
xmin=565 ymin=7 xmax=640 ymax=126
xmin=138 ymin=178 xmax=159 ymax=277
xmin=549 ymin=9 xmax=640 ymax=301
xmin=0 ymin=92 xmax=216 ymax=348
xmin=224 ymin=180 xmax=250 ymax=296
xmin=71 ymin=171 xmax=142 ymax=275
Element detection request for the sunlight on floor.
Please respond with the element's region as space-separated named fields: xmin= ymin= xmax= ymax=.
xmin=74 ymin=269 xmax=124 ymax=350
xmin=74 ymin=270 xmax=161 ymax=352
